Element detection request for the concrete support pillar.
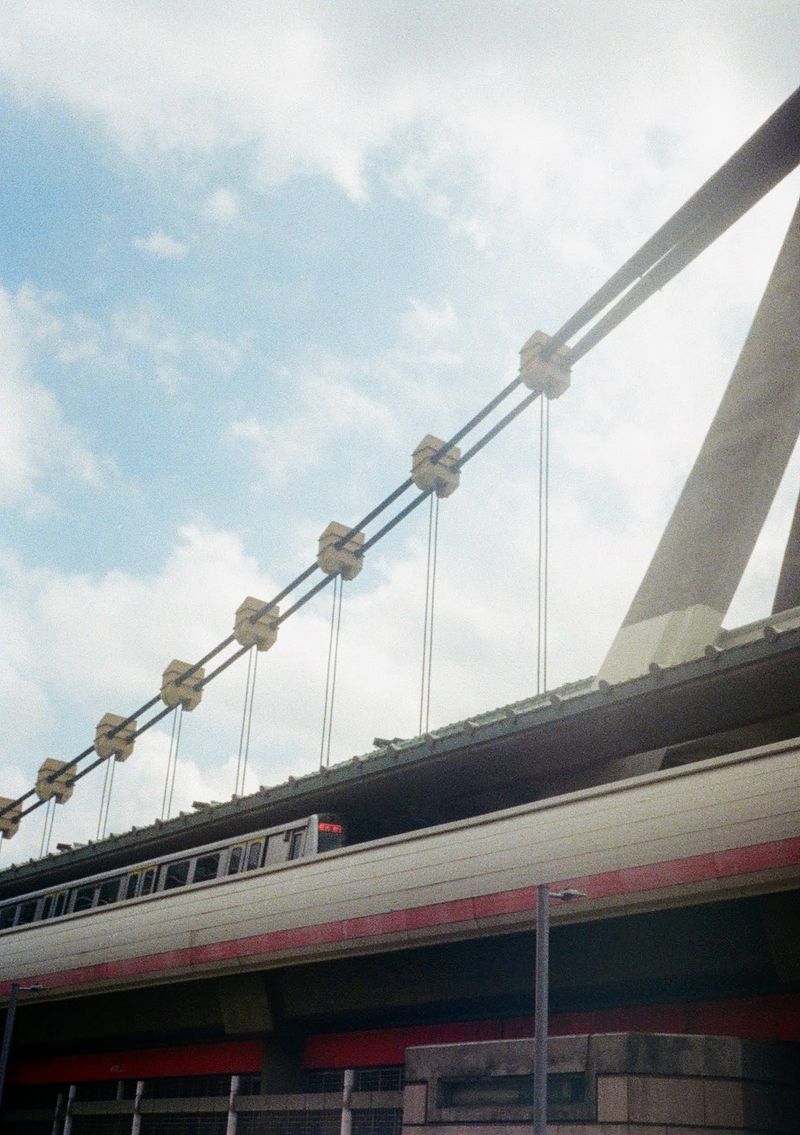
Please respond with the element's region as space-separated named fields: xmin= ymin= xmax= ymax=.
xmin=341 ymin=1068 xmax=354 ymax=1135
xmin=226 ymin=1074 xmax=239 ymax=1135
xmin=131 ymin=1080 xmax=144 ymax=1135
xmin=773 ymin=485 xmax=800 ymax=612
xmin=600 ymin=195 xmax=800 ymax=683
xmin=62 ymin=1084 xmax=76 ymax=1135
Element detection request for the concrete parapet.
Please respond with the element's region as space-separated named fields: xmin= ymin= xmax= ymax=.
xmin=402 ymin=1032 xmax=800 ymax=1134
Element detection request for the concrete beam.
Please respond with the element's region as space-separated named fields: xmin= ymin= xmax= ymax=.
xmin=600 ymin=195 xmax=800 ymax=683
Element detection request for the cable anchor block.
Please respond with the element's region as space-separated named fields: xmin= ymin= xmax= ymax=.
xmin=0 ymin=797 xmax=22 ymax=839
xmin=95 ymin=713 xmax=137 ymax=762
xmin=35 ymin=759 xmax=75 ymax=804
xmin=412 ymin=435 xmax=461 ymax=498
xmin=161 ymin=660 xmax=204 ymax=711
xmin=519 ymin=330 xmax=571 ymax=399
xmin=317 ymin=522 xmax=365 ymax=580
xmin=234 ymin=596 xmax=280 ymax=651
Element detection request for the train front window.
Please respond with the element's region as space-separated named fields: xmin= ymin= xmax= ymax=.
xmin=194 ymin=852 xmax=221 ymax=883
xmin=288 ymin=830 xmax=304 ymax=860
xmin=317 ymin=818 xmax=344 ymax=853
xmin=265 ymin=834 xmax=287 ymax=865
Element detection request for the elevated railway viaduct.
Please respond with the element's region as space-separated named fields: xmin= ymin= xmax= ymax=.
xmin=2 ymin=86 xmax=800 ymax=1135
xmin=1 ymin=611 xmax=800 ymax=1133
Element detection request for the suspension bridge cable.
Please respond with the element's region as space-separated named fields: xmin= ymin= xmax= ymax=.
xmin=546 ymin=83 xmax=800 ymax=353
xmin=0 ymin=388 xmax=548 ymax=832
xmin=196 ymin=643 xmax=252 ymax=688
xmin=418 ymin=493 xmax=441 ymax=734
xmin=319 ymin=575 xmax=344 ymax=768
xmin=536 ymin=398 xmax=545 ymax=694
xmin=543 ymin=398 xmax=551 ymax=691
xmin=38 ymin=798 xmax=55 ymax=858
xmin=419 ymin=494 xmax=435 ymax=733
xmin=96 ymin=756 xmax=115 ymax=841
xmin=5 ymin=89 xmax=799 ymax=833
xmin=235 ymin=646 xmax=259 ymax=797
xmin=161 ymin=705 xmax=184 ymax=821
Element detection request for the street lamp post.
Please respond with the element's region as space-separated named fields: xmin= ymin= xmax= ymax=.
xmin=533 ymin=886 xmax=585 ymax=1135
xmin=0 ymin=982 xmax=42 ymax=1115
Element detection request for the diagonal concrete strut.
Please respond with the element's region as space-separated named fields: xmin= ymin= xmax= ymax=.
xmin=599 ymin=194 xmax=800 ymax=684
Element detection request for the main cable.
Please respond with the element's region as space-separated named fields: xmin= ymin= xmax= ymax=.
xmin=4 ymin=87 xmax=799 ymax=834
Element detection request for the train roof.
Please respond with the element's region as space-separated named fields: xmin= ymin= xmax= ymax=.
xmin=2 ymin=605 xmax=800 ymax=900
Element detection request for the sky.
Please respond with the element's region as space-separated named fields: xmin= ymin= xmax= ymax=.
xmin=1 ymin=1 xmax=799 ymax=868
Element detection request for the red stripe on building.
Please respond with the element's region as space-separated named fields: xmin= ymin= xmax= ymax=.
xmin=9 ymin=1040 xmax=262 ymax=1084
xmin=2 ymin=835 xmax=798 ymax=997
xmin=304 ymin=993 xmax=800 ymax=1066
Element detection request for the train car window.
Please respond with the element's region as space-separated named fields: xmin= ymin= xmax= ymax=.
xmin=17 ymin=899 xmax=39 ymax=924
xmin=73 ymin=884 xmax=96 ymax=912
xmin=265 ymin=833 xmax=288 ymax=865
xmin=97 ymin=877 xmax=121 ymax=906
xmin=42 ymin=891 xmax=69 ymax=920
xmin=227 ymin=844 xmax=245 ymax=875
xmin=194 ymin=851 xmax=221 ymax=883
xmin=125 ymin=866 xmax=158 ymax=900
xmin=317 ymin=818 xmax=344 ymax=853
xmin=163 ymin=859 xmax=191 ymax=890
xmin=246 ymin=840 xmax=264 ymax=870
xmin=0 ymin=905 xmax=17 ymax=930
xmin=288 ymin=830 xmax=305 ymax=860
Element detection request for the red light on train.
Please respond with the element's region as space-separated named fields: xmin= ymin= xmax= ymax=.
xmin=318 ymin=822 xmax=342 ymax=833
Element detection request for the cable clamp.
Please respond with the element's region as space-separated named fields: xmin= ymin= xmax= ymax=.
xmin=161 ymin=660 xmax=204 ymax=711
xmin=317 ymin=522 xmax=365 ymax=579
xmin=36 ymin=759 xmax=75 ymax=803
xmin=412 ymin=435 xmax=461 ymax=497
xmin=234 ymin=596 xmax=280 ymax=651
xmin=519 ymin=330 xmax=571 ymax=399
xmin=95 ymin=713 xmax=137 ymax=762
xmin=0 ymin=797 xmax=22 ymax=839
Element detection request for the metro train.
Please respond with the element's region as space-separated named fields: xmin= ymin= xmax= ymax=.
xmin=0 ymin=813 xmax=345 ymax=933
xmin=0 ymin=740 xmax=798 ymax=1002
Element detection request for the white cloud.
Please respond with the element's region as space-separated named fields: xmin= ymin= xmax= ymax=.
xmin=230 ymin=360 xmax=403 ymax=486
xmin=0 ymin=288 xmax=110 ymax=508
xmin=0 ymin=1 xmax=795 ymax=235
xmin=11 ymin=286 xmax=247 ymax=393
xmin=1 ymin=4 xmax=799 ymax=873
xmin=402 ymin=297 xmax=457 ymax=342
xmin=202 ymin=187 xmax=239 ymax=223
xmin=133 ymin=229 xmax=188 ymax=260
